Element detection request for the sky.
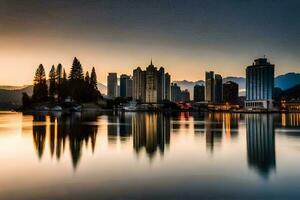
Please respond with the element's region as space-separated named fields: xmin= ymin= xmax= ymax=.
xmin=0 ymin=0 xmax=300 ymax=85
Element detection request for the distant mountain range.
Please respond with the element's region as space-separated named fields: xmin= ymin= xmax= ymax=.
xmin=174 ymin=73 xmax=300 ymax=98
xmin=0 ymin=83 xmax=107 ymax=109
xmin=0 ymin=85 xmax=33 ymax=109
xmin=0 ymin=73 xmax=300 ymax=107
xmin=275 ymin=73 xmax=300 ymax=90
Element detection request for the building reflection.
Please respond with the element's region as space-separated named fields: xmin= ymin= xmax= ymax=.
xmin=224 ymin=113 xmax=239 ymax=140
xmin=132 ymin=113 xmax=170 ymax=158
xmin=193 ymin=112 xmax=205 ymax=134
xmin=32 ymin=112 xmax=98 ymax=169
xmin=171 ymin=112 xmax=190 ymax=131
xmin=280 ymin=113 xmax=300 ymax=128
xmin=107 ymin=112 xmax=132 ymax=144
xmin=246 ymin=114 xmax=276 ymax=179
xmin=205 ymin=113 xmax=223 ymax=153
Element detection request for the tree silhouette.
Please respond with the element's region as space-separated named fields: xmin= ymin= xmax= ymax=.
xmin=90 ymin=67 xmax=98 ymax=90
xmin=32 ymin=64 xmax=48 ymax=102
xmin=49 ymin=65 xmax=56 ymax=100
xmin=28 ymin=57 xmax=101 ymax=105
xmin=60 ymin=69 xmax=69 ymax=100
xmin=56 ymin=63 xmax=63 ymax=100
xmin=85 ymin=71 xmax=90 ymax=84
xmin=69 ymin=57 xmax=84 ymax=80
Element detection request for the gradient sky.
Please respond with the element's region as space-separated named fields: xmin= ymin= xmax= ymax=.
xmin=1 ymin=0 xmax=300 ymax=85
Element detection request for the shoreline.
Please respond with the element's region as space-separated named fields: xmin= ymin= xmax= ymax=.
xmin=13 ymin=108 xmax=300 ymax=114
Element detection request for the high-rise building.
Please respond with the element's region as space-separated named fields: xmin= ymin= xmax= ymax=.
xmin=145 ymin=62 xmax=158 ymax=103
xmin=127 ymin=78 xmax=133 ymax=98
xmin=223 ymin=81 xmax=239 ymax=104
xmin=132 ymin=60 xmax=170 ymax=103
xmin=194 ymin=84 xmax=205 ymax=102
xmin=120 ymin=74 xmax=132 ymax=97
xmin=157 ymin=67 xmax=165 ymax=102
xmin=205 ymin=71 xmax=214 ymax=102
xmin=171 ymin=83 xmax=181 ymax=102
xmin=245 ymin=58 xmax=275 ymax=109
xmin=214 ymin=74 xmax=223 ymax=103
xmin=107 ymin=73 xmax=118 ymax=98
xmin=181 ymin=89 xmax=190 ymax=102
xmin=165 ymin=73 xmax=171 ymax=101
xmin=132 ymin=67 xmax=146 ymax=102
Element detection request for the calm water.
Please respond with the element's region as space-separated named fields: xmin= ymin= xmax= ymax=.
xmin=1 ymin=111 xmax=300 ymax=199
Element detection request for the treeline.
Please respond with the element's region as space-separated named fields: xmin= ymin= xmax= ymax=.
xmin=23 ymin=57 xmax=102 ymax=107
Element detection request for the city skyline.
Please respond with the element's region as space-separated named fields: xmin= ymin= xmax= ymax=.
xmin=1 ymin=0 xmax=300 ymax=85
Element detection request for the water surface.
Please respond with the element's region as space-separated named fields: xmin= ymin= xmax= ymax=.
xmin=0 ymin=111 xmax=300 ymax=199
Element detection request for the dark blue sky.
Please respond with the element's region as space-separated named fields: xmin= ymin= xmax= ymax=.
xmin=0 ymin=0 xmax=300 ymax=85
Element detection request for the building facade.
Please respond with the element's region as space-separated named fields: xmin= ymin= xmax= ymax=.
xmin=214 ymin=74 xmax=223 ymax=103
xmin=132 ymin=67 xmax=146 ymax=102
xmin=245 ymin=58 xmax=275 ymax=109
xmin=157 ymin=67 xmax=165 ymax=102
xmin=194 ymin=84 xmax=205 ymax=102
xmin=223 ymin=81 xmax=239 ymax=104
xmin=205 ymin=71 xmax=215 ymax=102
xmin=145 ymin=63 xmax=158 ymax=103
xmin=107 ymin=73 xmax=118 ymax=98
xmin=133 ymin=61 xmax=170 ymax=103
xmin=181 ymin=89 xmax=190 ymax=102
xmin=120 ymin=74 xmax=132 ymax=98
xmin=205 ymin=71 xmax=223 ymax=103
xmin=165 ymin=73 xmax=171 ymax=101
xmin=171 ymin=83 xmax=181 ymax=102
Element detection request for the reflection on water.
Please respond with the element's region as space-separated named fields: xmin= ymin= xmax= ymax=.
xmin=1 ymin=111 xmax=300 ymax=199
xmin=205 ymin=113 xmax=223 ymax=152
xmin=28 ymin=112 xmax=300 ymax=173
xmin=132 ymin=113 xmax=170 ymax=158
xmin=32 ymin=113 xmax=98 ymax=168
xmin=246 ymin=114 xmax=276 ymax=179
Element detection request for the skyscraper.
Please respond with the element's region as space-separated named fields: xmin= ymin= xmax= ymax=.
xmin=126 ymin=78 xmax=133 ymax=98
xmin=145 ymin=61 xmax=158 ymax=103
xmin=171 ymin=83 xmax=181 ymax=102
xmin=157 ymin=67 xmax=165 ymax=102
xmin=214 ymin=74 xmax=223 ymax=103
xmin=245 ymin=58 xmax=275 ymax=109
xmin=132 ymin=60 xmax=170 ymax=103
xmin=223 ymin=81 xmax=239 ymax=104
xmin=181 ymin=89 xmax=190 ymax=102
xmin=194 ymin=84 xmax=205 ymax=102
xmin=132 ymin=67 xmax=146 ymax=102
xmin=165 ymin=73 xmax=171 ymax=101
xmin=120 ymin=74 xmax=132 ymax=98
xmin=107 ymin=73 xmax=118 ymax=98
xmin=205 ymin=71 xmax=214 ymax=102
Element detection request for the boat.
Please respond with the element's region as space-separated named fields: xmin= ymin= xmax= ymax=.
xmin=123 ymin=101 xmax=137 ymax=111
xmin=70 ymin=105 xmax=82 ymax=112
xmin=51 ymin=106 xmax=63 ymax=111
xmin=36 ymin=106 xmax=49 ymax=111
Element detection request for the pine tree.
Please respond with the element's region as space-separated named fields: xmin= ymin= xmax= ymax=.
xmin=90 ymin=67 xmax=98 ymax=90
xmin=49 ymin=65 xmax=56 ymax=99
xmin=69 ymin=57 xmax=84 ymax=80
xmin=60 ymin=69 xmax=69 ymax=100
xmin=62 ymin=69 xmax=67 ymax=82
xmin=85 ymin=71 xmax=90 ymax=84
xmin=33 ymin=64 xmax=48 ymax=102
xmin=56 ymin=64 xmax=63 ymax=84
xmin=56 ymin=64 xmax=63 ymax=100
